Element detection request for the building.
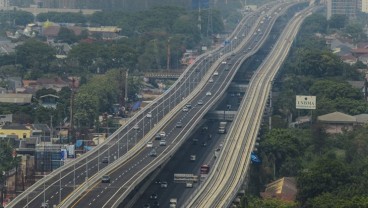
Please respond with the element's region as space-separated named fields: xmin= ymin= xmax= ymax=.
xmin=0 ymin=0 xmax=9 ymax=8
xmin=327 ymin=0 xmax=358 ymax=20
xmin=0 ymin=93 xmax=33 ymax=104
xmin=87 ymin=27 xmax=122 ymax=40
xmin=317 ymin=111 xmax=357 ymax=133
xmin=260 ymin=177 xmax=297 ymax=202
xmin=361 ymin=0 xmax=368 ymax=12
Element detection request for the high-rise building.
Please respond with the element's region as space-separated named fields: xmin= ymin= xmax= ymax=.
xmin=0 ymin=0 xmax=9 ymax=8
xmin=361 ymin=0 xmax=368 ymax=13
xmin=40 ymin=0 xmax=76 ymax=8
xmin=327 ymin=0 xmax=358 ymax=19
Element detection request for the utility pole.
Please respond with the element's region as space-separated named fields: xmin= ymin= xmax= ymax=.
xmin=50 ymin=115 xmax=53 ymax=140
xmin=69 ymin=78 xmax=75 ymax=144
xmin=167 ymin=37 xmax=171 ymax=70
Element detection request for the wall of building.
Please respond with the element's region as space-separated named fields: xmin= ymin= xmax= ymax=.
xmin=327 ymin=0 xmax=357 ymax=19
xmin=0 ymin=129 xmax=32 ymax=139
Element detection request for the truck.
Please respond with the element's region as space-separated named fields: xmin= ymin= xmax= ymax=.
xmin=170 ymin=198 xmax=177 ymax=208
xmin=218 ymin=121 xmax=227 ymax=134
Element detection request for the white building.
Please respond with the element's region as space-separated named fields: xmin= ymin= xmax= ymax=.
xmin=0 ymin=0 xmax=9 ymax=8
xmin=362 ymin=0 xmax=368 ymax=12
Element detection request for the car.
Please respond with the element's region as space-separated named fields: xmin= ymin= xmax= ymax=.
xmin=160 ymin=181 xmax=168 ymax=188
xmin=192 ymin=138 xmax=198 ymax=144
xmin=147 ymin=141 xmax=153 ymax=148
xmin=231 ymin=52 xmax=235 ymax=56
xmin=41 ymin=202 xmax=49 ymax=208
xmin=182 ymin=106 xmax=189 ymax=112
xmin=221 ymin=61 xmax=227 ymax=64
xmin=213 ymin=71 xmax=219 ymax=76
xmin=143 ymin=204 xmax=151 ymax=208
xmin=248 ymin=47 xmax=252 ymax=51
xmin=159 ymin=131 xmax=166 ymax=137
xmin=159 ymin=140 xmax=166 ymax=146
xmin=149 ymin=149 xmax=157 ymax=157
xmin=102 ymin=157 xmax=109 ymax=163
xmin=155 ymin=134 xmax=161 ymax=140
xmin=185 ymin=104 xmax=192 ymax=109
xmin=186 ymin=182 xmax=193 ymax=188
xmin=206 ymin=91 xmax=212 ymax=96
xmin=133 ymin=124 xmax=139 ymax=130
xmin=202 ymin=142 xmax=207 ymax=147
xmin=101 ymin=175 xmax=110 ymax=183
xmin=146 ymin=112 xmax=152 ymax=118
xmin=150 ymin=193 xmax=158 ymax=200
xmin=197 ymin=100 xmax=203 ymax=105
xmin=176 ymin=121 xmax=183 ymax=128
xmin=225 ymin=67 xmax=229 ymax=71
xmin=209 ymin=78 xmax=214 ymax=83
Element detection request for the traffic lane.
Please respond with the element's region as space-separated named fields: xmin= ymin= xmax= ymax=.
xmin=58 ymin=9 xmax=258 ymax=208
xmin=73 ymin=145 xmax=159 ymax=207
xmin=134 ymin=122 xmax=223 ymax=208
xmin=74 ymin=108 xmax=191 ymax=207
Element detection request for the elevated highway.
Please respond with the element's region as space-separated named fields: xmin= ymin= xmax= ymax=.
xmin=61 ymin=2 xmax=302 ymax=208
xmin=6 ymin=2 xmax=298 ymax=208
xmin=185 ymin=4 xmax=315 ymax=208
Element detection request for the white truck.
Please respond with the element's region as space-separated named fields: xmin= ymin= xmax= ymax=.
xmin=218 ymin=121 xmax=227 ymax=134
xmin=170 ymin=198 xmax=177 ymax=208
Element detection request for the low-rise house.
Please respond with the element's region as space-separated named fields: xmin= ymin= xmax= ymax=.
xmin=87 ymin=26 xmax=122 ymax=40
xmin=0 ymin=114 xmax=12 ymax=126
xmin=317 ymin=112 xmax=357 ymax=134
xmin=260 ymin=177 xmax=297 ymax=202
xmin=39 ymin=94 xmax=59 ymax=109
xmin=341 ymin=54 xmax=357 ymax=65
xmin=23 ymin=77 xmax=69 ymax=92
xmin=354 ymin=114 xmax=368 ymax=124
xmin=0 ymin=93 xmax=32 ymax=104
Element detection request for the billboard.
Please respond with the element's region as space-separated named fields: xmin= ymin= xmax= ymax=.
xmin=296 ymin=95 xmax=316 ymax=110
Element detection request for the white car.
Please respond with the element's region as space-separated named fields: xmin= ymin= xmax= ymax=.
xmin=182 ymin=107 xmax=189 ymax=112
xmin=197 ymin=100 xmax=203 ymax=105
xmin=159 ymin=131 xmax=166 ymax=137
xmin=146 ymin=112 xmax=152 ymax=118
xmin=206 ymin=91 xmax=212 ymax=96
xmin=147 ymin=141 xmax=153 ymax=148
xmin=133 ymin=124 xmax=139 ymax=130
xmin=213 ymin=71 xmax=219 ymax=76
xmin=209 ymin=78 xmax=214 ymax=83
xmin=221 ymin=61 xmax=227 ymax=64
xmin=159 ymin=140 xmax=166 ymax=146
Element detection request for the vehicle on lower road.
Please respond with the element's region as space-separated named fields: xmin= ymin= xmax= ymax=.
xmin=101 ymin=175 xmax=110 ymax=183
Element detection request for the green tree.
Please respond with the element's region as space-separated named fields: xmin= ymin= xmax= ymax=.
xmin=245 ymin=196 xmax=298 ymax=208
xmin=260 ymin=129 xmax=305 ymax=177
xmin=297 ymin=158 xmax=351 ymax=204
xmin=56 ymin=27 xmax=78 ymax=44
xmin=328 ymin=14 xmax=347 ymax=29
xmin=15 ymin=39 xmax=56 ymax=77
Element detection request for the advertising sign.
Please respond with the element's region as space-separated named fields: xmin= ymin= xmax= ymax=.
xmin=296 ymin=95 xmax=316 ymax=109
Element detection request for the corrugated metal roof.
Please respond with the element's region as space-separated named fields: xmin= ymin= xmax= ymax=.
xmin=354 ymin=114 xmax=368 ymax=123
xmin=0 ymin=93 xmax=32 ymax=104
xmin=318 ymin=112 xmax=356 ymax=123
